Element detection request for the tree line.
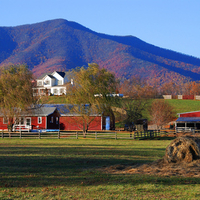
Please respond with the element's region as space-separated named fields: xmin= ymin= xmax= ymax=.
xmin=0 ymin=64 xmax=177 ymax=132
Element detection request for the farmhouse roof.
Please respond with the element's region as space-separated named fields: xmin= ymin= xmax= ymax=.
xmin=37 ymin=71 xmax=68 ymax=80
xmin=55 ymin=71 xmax=67 ymax=78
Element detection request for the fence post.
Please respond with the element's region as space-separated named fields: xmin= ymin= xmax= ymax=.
xmin=2 ymin=130 xmax=4 ymax=139
xmin=95 ymin=132 xmax=97 ymax=139
xmin=133 ymin=131 xmax=136 ymax=139
xmin=115 ymin=132 xmax=117 ymax=140
xmin=20 ymin=130 xmax=22 ymax=139
xmin=39 ymin=130 xmax=41 ymax=139
xmin=76 ymin=132 xmax=78 ymax=139
xmin=58 ymin=130 xmax=60 ymax=139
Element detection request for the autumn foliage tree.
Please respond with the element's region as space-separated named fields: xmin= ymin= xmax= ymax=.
xmin=65 ymin=63 xmax=119 ymax=133
xmin=0 ymin=65 xmax=38 ymax=129
xmin=120 ymin=76 xmax=159 ymax=99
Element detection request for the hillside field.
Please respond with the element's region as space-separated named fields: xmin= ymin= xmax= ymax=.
xmin=0 ymin=139 xmax=200 ymax=199
xmin=45 ymin=96 xmax=200 ymax=117
xmin=166 ymin=99 xmax=200 ymax=114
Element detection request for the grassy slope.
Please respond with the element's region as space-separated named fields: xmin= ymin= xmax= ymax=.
xmin=0 ymin=139 xmax=200 ymax=199
xmin=45 ymin=96 xmax=200 ymax=113
xmin=165 ymin=99 xmax=200 ymax=114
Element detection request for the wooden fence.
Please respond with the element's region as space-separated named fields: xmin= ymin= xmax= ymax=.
xmin=0 ymin=130 xmax=166 ymax=140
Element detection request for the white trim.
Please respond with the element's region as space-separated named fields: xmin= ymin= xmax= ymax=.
xmin=38 ymin=117 xmax=42 ymax=124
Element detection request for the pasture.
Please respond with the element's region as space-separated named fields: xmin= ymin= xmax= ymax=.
xmin=0 ymin=138 xmax=200 ymax=199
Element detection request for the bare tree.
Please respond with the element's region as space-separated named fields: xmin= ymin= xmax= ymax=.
xmin=149 ymin=100 xmax=175 ymax=130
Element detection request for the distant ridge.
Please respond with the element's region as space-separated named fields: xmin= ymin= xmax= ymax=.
xmin=0 ymin=18 xmax=200 ymax=83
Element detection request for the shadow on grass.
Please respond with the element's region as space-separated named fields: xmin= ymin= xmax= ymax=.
xmin=140 ymin=136 xmax=175 ymax=141
xmin=0 ymin=154 xmax=200 ymax=188
xmin=1 ymin=167 xmax=200 ymax=188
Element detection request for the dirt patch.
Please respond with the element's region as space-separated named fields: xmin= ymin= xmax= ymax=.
xmin=100 ymin=136 xmax=200 ymax=177
xmin=101 ymin=159 xmax=200 ymax=177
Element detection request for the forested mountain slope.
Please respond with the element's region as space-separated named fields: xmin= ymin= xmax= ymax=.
xmin=0 ymin=19 xmax=200 ymax=83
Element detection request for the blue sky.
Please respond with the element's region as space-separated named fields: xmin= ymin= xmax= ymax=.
xmin=1 ymin=0 xmax=200 ymax=58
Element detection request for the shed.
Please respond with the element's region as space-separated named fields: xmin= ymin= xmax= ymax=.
xmin=0 ymin=106 xmax=60 ymax=131
xmin=175 ymin=111 xmax=200 ymax=132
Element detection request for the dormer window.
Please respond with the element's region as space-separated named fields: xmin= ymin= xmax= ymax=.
xmin=45 ymin=80 xmax=50 ymax=85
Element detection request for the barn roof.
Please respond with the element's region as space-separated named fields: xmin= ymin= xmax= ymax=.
xmin=0 ymin=107 xmax=58 ymax=117
xmin=177 ymin=110 xmax=200 ymax=115
xmin=26 ymin=107 xmax=58 ymax=116
xmin=43 ymin=104 xmax=101 ymax=116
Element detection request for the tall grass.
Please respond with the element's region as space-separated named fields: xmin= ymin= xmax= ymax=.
xmin=0 ymin=139 xmax=199 ymax=199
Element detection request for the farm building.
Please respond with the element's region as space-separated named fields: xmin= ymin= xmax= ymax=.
xmin=44 ymin=104 xmax=115 ymax=131
xmin=175 ymin=111 xmax=200 ymax=132
xmin=0 ymin=107 xmax=60 ymax=131
xmin=0 ymin=104 xmax=115 ymax=132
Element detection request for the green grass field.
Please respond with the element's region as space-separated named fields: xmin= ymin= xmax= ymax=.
xmin=165 ymin=99 xmax=200 ymax=114
xmin=0 ymin=138 xmax=200 ymax=199
xmin=45 ymin=96 xmax=200 ymax=116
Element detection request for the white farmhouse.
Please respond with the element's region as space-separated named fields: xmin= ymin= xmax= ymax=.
xmin=33 ymin=71 xmax=73 ymax=96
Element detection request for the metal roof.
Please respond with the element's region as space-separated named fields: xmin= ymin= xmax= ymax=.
xmin=0 ymin=106 xmax=58 ymax=117
xmin=176 ymin=117 xmax=200 ymax=122
xmin=44 ymin=104 xmax=101 ymax=116
xmin=22 ymin=107 xmax=58 ymax=117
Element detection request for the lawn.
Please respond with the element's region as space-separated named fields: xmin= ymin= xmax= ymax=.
xmin=0 ymin=138 xmax=200 ymax=199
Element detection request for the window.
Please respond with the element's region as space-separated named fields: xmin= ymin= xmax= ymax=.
xmin=15 ymin=117 xmax=24 ymax=125
xmin=56 ymin=117 xmax=59 ymax=124
xmin=60 ymin=88 xmax=64 ymax=94
xmin=37 ymin=81 xmax=43 ymax=86
xmin=3 ymin=117 xmax=8 ymax=124
xmin=15 ymin=117 xmax=19 ymax=125
xmin=51 ymin=116 xmax=53 ymax=123
xmin=53 ymin=89 xmax=58 ymax=94
xmin=20 ymin=118 xmax=24 ymax=125
xmin=45 ymin=80 xmax=50 ymax=85
xmin=26 ymin=118 xmax=31 ymax=126
xmin=58 ymin=80 xmax=62 ymax=85
xmin=38 ymin=117 xmax=42 ymax=124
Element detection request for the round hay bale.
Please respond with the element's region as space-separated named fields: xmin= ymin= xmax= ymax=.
xmin=164 ymin=136 xmax=200 ymax=163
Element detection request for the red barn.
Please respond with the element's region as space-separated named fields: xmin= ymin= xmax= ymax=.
xmin=176 ymin=111 xmax=200 ymax=132
xmin=44 ymin=104 xmax=115 ymax=131
xmin=0 ymin=107 xmax=60 ymax=131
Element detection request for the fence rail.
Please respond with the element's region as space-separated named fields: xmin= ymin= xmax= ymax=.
xmin=0 ymin=129 xmax=169 ymax=140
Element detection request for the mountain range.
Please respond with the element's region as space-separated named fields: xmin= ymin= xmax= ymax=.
xmin=1 ymin=18 xmax=200 ymax=83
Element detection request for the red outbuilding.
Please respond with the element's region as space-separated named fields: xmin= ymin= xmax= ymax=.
xmin=44 ymin=104 xmax=115 ymax=131
xmin=0 ymin=107 xmax=60 ymax=131
xmin=176 ymin=111 xmax=200 ymax=132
